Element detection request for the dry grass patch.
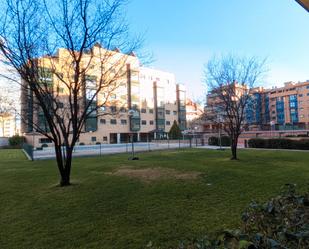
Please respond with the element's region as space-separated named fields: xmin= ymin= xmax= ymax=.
xmin=105 ymin=167 xmax=202 ymax=183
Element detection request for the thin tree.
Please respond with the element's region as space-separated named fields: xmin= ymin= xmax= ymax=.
xmin=0 ymin=0 xmax=141 ymax=186
xmin=204 ymin=55 xmax=266 ymax=160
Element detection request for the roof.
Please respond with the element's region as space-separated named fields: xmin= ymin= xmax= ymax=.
xmin=296 ymin=0 xmax=309 ymax=12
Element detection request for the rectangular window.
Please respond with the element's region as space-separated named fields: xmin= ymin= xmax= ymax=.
xmin=120 ymin=107 xmax=126 ymax=113
xmin=165 ymin=110 xmax=170 ymax=115
xmin=103 ymin=136 xmax=107 ymax=141
xmin=100 ymin=119 xmax=106 ymax=124
xmin=57 ymin=102 xmax=64 ymax=108
xmin=149 ymin=109 xmax=154 ymax=114
xmin=110 ymin=106 xmax=117 ymax=113
xmin=91 ymin=137 xmax=96 ymax=142
xmin=166 ymin=121 xmax=171 ymax=125
xmin=299 ymin=94 xmax=303 ymax=97
xmin=173 ymin=111 xmax=177 ymax=115
xmin=39 ymin=138 xmax=52 ymax=144
xmin=121 ymin=119 xmax=127 ymax=125
xmin=141 ymin=108 xmax=146 ymax=113
xmin=150 ymin=120 xmax=154 ymax=125
xmin=141 ymin=120 xmax=147 ymax=125
xmin=110 ymin=119 xmax=117 ymax=125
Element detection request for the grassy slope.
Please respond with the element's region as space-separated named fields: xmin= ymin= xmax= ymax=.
xmin=0 ymin=149 xmax=308 ymax=249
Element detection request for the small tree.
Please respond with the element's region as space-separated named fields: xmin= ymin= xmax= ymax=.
xmin=168 ymin=120 xmax=182 ymax=139
xmin=204 ymin=55 xmax=266 ymax=160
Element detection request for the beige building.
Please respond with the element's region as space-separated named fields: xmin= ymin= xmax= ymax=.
xmin=21 ymin=46 xmax=186 ymax=147
xmin=0 ymin=113 xmax=19 ymax=137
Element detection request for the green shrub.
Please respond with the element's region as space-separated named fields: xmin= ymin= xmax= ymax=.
xmin=248 ymin=138 xmax=266 ymax=148
xmin=220 ymin=136 xmax=231 ymax=146
xmin=41 ymin=144 xmax=48 ymax=148
xmin=208 ymin=136 xmax=231 ymax=146
xmin=95 ymin=142 xmax=101 ymax=145
xmin=8 ymin=135 xmax=25 ymax=147
xmin=248 ymin=138 xmax=309 ymax=150
xmin=208 ymin=136 xmax=218 ymax=146
xmin=79 ymin=142 xmax=85 ymax=146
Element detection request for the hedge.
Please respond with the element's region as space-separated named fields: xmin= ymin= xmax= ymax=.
xmin=208 ymin=136 xmax=231 ymax=146
xmin=248 ymin=138 xmax=309 ymax=150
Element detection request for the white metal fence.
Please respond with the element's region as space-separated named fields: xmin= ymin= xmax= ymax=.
xmin=23 ymin=139 xmax=201 ymax=160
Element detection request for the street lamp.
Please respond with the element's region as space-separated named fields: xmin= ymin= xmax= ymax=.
xmin=128 ymin=109 xmax=139 ymax=160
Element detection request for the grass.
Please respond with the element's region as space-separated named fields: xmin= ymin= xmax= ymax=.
xmin=0 ymin=148 xmax=309 ymax=248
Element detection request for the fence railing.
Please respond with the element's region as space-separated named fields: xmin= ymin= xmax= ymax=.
xmin=24 ymin=138 xmax=204 ymax=160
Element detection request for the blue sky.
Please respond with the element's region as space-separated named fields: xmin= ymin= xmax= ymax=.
xmin=127 ymin=0 xmax=309 ymax=100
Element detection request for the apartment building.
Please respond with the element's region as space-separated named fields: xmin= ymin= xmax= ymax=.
xmin=204 ymin=81 xmax=309 ymax=132
xmin=21 ymin=46 xmax=186 ymax=147
xmin=0 ymin=113 xmax=19 ymax=137
xmin=267 ymin=81 xmax=309 ymax=129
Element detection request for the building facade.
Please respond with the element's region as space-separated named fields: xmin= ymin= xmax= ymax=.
xmin=204 ymin=81 xmax=309 ymax=133
xmin=21 ymin=47 xmax=186 ymax=147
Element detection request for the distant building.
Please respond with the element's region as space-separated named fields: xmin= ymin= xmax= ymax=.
xmin=204 ymin=81 xmax=309 ymax=133
xmin=0 ymin=113 xmax=19 ymax=137
xmin=21 ymin=46 xmax=187 ymax=147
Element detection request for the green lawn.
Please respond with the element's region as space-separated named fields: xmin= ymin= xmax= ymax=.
xmin=0 ymin=148 xmax=309 ymax=249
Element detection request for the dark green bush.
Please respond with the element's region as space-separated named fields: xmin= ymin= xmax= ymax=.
xmin=79 ymin=142 xmax=85 ymax=146
xmin=8 ymin=135 xmax=25 ymax=147
xmin=208 ymin=136 xmax=231 ymax=146
xmin=248 ymin=138 xmax=309 ymax=150
xmin=220 ymin=136 xmax=231 ymax=146
xmin=208 ymin=136 xmax=218 ymax=146
xmin=41 ymin=144 xmax=48 ymax=148
xmin=248 ymin=138 xmax=266 ymax=148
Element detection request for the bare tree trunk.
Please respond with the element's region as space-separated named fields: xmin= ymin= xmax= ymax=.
xmin=231 ymin=136 xmax=239 ymax=160
xmin=54 ymin=145 xmax=71 ymax=186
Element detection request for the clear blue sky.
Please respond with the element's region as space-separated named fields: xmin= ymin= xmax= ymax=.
xmin=127 ymin=0 xmax=309 ymax=100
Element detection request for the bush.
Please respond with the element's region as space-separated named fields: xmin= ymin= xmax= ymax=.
xmin=208 ymin=136 xmax=218 ymax=146
xmin=95 ymin=142 xmax=101 ymax=145
xmin=208 ymin=136 xmax=231 ymax=146
xmin=248 ymin=138 xmax=309 ymax=150
xmin=79 ymin=142 xmax=85 ymax=146
xmin=8 ymin=135 xmax=25 ymax=147
xmin=41 ymin=144 xmax=48 ymax=148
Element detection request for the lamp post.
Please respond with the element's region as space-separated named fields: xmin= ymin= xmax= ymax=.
xmin=128 ymin=109 xmax=139 ymax=160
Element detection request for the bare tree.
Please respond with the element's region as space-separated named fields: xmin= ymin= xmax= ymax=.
xmin=204 ymin=55 xmax=266 ymax=160
xmin=0 ymin=0 xmax=141 ymax=186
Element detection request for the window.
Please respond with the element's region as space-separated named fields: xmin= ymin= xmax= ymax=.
xmin=110 ymin=94 xmax=116 ymax=99
xmin=120 ymin=107 xmax=126 ymax=113
xmin=299 ymin=94 xmax=303 ymax=97
xmin=57 ymin=87 xmax=64 ymax=93
xmin=103 ymin=136 xmax=107 ymax=141
xmin=149 ymin=109 xmax=154 ymax=114
xmin=39 ymin=138 xmax=52 ymax=144
xmin=165 ymin=110 xmax=170 ymax=115
xmin=121 ymin=119 xmax=127 ymax=125
xmin=100 ymin=119 xmax=106 ymax=124
xmin=141 ymin=108 xmax=146 ymax=113
xmin=166 ymin=121 xmax=171 ymax=125
xmin=150 ymin=120 xmax=154 ymax=125
xmin=306 ymin=85 xmax=309 ymax=89
xmin=91 ymin=137 xmax=96 ymax=142
xmin=141 ymin=120 xmax=147 ymax=125
xmin=173 ymin=111 xmax=177 ymax=115
xmin=110 ymin=119 xmax=117 ymax=124
xmin=110 ymin=106 xmax=117 ymax=113
xmin=307 ymin=93 xmax=309 ymax=96
xmin=57 ymin=102 xmax=64 ymax=108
